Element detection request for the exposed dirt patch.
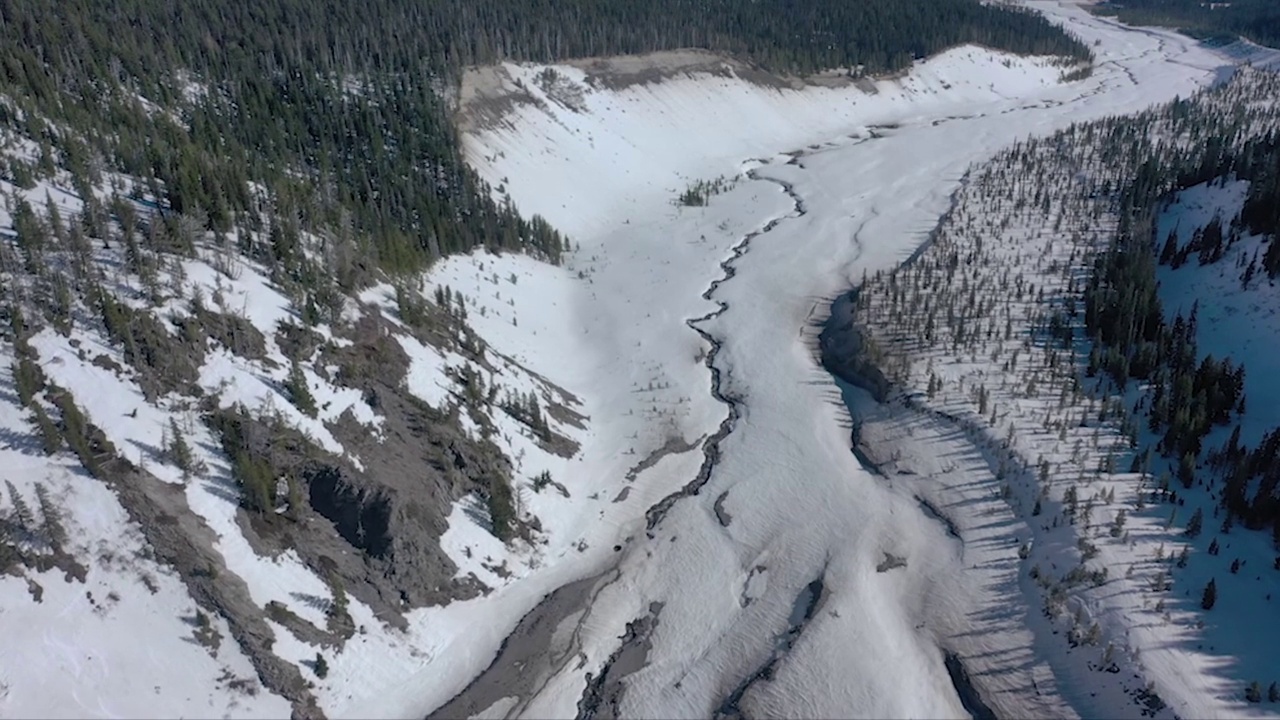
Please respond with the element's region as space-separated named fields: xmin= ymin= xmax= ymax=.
xmin=576 ymin=601 xmax=664 ymax=720
xmin=456 ymin=65 xmax=548 ymax=134
xmin=428 ymin=571 xmax=616 ymax=719
xmin=213 ymin=383 xmax=499 ymax=628
xmin=274 ymin=321 xmax=324 ymax=363
xmin=625 ymin=434 xmax=702 ymax=483
xmin=66 ymin=407 xmax=323 ymax=718
xmin=265 ymin=600 xmax=349 ymax=650
xmin=457 ymin=49 xmax=865 ymax=134
xmin=566 ymin=49 xmax=752 ymax=91
xmin=179 ymin=305 xmax=269 ymax=364
xmin=102 ymin=299 xmax=204 ymax=400
xmin=713 ymin=490 xmax=732 ymax=527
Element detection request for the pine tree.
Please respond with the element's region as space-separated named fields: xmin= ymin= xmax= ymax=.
xmin=286 ymin=362 xmax=318 ymax=418
xmin=34 ymin=483 xmax=67 ymax=551
xmin=1267 ymin=682 xmax=1278 ymax=703
xmin=1111 ymin=509 xmax=1127 ymax=537
xmin=234 ymin=452 xmax=275 ymax=515
xmin=5 ymin=481 xmax=35 ymax=535
xmin=53 ymin=390 xmax=96 ymax=473
xmin=328 ymin=571 xmax=349 ymax=618
xmin=1201 ymin=578 xmax=1217 ymax=610
xmin=286 ymin=476 xmax=304 ymax=521
xmin=12 ymin=354 xmax=43 ymax=407
xmin=166 ymin=418 xmax=195 ymax=478
xmin=314 ymin=652 xmax=329 ymax=679
xmin=1186 ymin=507 xmax=1204 ymax=538
xmin=1246 ymin=681 xmax=1262 ymax=703
xmin=1159 ymin=228 xmax=1178 ymax=265
xmin=31 ymin=404 xmax=62 ymax=455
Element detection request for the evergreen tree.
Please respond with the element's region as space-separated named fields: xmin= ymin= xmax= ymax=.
xmin=5 ymin=481 xmax=34 ymax=535
xmin=33 ymin=482 xmax=67 ymax=551
xmin=1186 ymin=507 xmax=1204 ymax=538
xmin=166 ymin=418 xmax=196 ymax=478
xmin=1201 ymin=578 xmax=1217 ymax=610
xmin=31 ymin=404 xmax=62 ymax=456
xmin=12 ymin=354 xmax=44 ymax=408
xmin=286 ymin=362 xmax=318 ymax=418
xmin=1246 ymin=681 xmax=1262 ymax=703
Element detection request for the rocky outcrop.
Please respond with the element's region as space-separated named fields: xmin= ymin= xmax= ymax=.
xmin=818 ymin=289 xmax=890 ymax=402
xmin=208 ymin=310 xmax=523 ymax=630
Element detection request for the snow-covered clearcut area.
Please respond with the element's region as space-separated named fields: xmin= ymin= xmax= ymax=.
xmin=0 ymin=0 xmax=1274 ymax=719
xmin=826 ymin=68 xmax=1280 ymax=719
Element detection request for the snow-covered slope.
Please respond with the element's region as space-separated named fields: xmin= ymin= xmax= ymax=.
xmin=0 ymin=133 xmax=600 ymax=716
xmin=1155 ymin=180 xmax=1280 ymax=447
xmin=463 ymin=45 xmax=1072 ymax=240
xmin=0 ymin=342 xmax=292 ymax=718
xmin=822 ymin=69 xmax=1280 ymax=719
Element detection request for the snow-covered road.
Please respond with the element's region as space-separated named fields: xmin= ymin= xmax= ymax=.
xmin=422 ymin=2 xmax=1258 ymax=717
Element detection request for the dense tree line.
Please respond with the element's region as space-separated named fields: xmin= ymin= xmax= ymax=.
xmin=1094 ymin=0 xmax=1280 ymax=47
xmin=0 ymin=0 xmax=1088 ymax=280
xmin=1081 ymin=88 xmax=1280 ymax=545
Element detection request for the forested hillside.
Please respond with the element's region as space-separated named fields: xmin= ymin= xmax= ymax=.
xmin=1085 ymin=106 xmax=1280 ymax=545
xmin=837 ymin=67 xmax=1280 ymax=713
xmin=0 ymin=0 xmax=1089 ymax=282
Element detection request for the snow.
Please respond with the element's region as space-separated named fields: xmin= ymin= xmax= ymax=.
xmin=0 ymin=349 xmax=291 ymax=719
xmin=800 ymin=70 xmax=1280 ymax=718
xmin=466 ymin=45 xmax=1068 ymax=241
xmin=396 ymin=335 xmax=457 ymax=409
xmin=1 ymin=0 xmax=1275 ymax=716
xmin=1155 ymin=179 xmax=1280 ymax=446
xmin=23 ymin=325 xmax=346 ymax=630
xmin=446 ymin=2 xmax=1279 ymax=719
xmin=1 ymin=130 xmax=605 ymax=719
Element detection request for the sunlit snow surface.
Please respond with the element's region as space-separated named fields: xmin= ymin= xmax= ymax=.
xmin=446 ymin=2 xmax=1266 ymax=719
xmin=0 ymin=0 xmax=1267 ymax=716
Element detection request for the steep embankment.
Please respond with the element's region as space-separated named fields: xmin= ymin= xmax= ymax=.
xmin=460 ymin=44 xmax=1071 ymax=240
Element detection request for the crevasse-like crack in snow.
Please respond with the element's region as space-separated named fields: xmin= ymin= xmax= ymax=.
xmin=642 ymin=165 xmax=808 ymax=532
xmin=577 ymin=164 xmax=810 ymax=720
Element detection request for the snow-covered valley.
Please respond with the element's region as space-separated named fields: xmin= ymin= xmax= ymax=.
xmin=2 ymin=0 xmax=1278 ymax=718
xmin=441 ymin=2 xmax=1279 ymax=718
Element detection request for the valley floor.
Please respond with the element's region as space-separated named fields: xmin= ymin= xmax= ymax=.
xmin=419 ymin=2 xmax=1280 ymax=719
